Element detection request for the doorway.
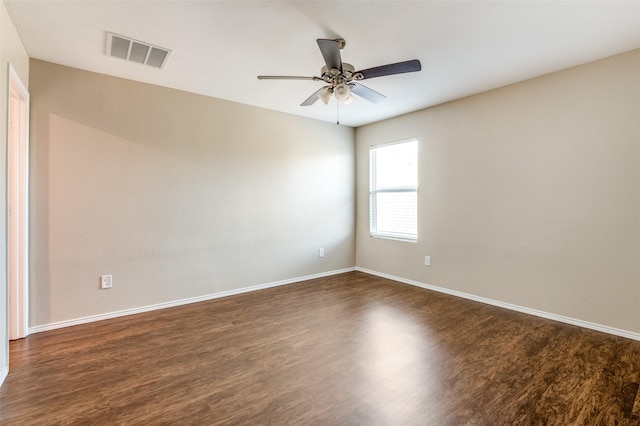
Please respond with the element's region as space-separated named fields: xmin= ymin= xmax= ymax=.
xmin=7 ymin=64 xmax=29 ymax=340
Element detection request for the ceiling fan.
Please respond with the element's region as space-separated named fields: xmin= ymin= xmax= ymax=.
xmin=257 ymin=39 xmax=422 ymax=108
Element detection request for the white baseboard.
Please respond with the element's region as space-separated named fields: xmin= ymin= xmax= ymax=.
xmin=29 ymin=267 xmax=355 ymax=334
xmin=0 ymin=365 xmax=7 ymax=387
xmin=356 ymin=267 xmax=640 ymax=342
xmin=28 ymin=266 xmax=640 ymax=342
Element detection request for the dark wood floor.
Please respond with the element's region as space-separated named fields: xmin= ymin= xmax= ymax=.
xmin=1 ymin=272 xmax=639 ymax=425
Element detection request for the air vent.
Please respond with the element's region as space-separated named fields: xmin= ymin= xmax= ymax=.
xmin=106 ymin=32 xmax=171 ymax=69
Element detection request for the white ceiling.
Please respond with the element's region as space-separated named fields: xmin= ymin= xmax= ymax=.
xmin=5 ymin=1 xmax=640 ymax=127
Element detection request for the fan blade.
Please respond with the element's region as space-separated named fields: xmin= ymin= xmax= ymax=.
xmin=355 ymin=59 xmax=421 ymax=80
xmin=258 ymin=76 xmax=317 ymax=80
xmin=350 ymin=83 xmax=386 ymax=104
xmin=300 ymin=87 xmax=325 ymax=106
xmin=317 ymin=39 xmax=342 ymax=72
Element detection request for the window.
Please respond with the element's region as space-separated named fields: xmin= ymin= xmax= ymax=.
xmin=369 ymin=138 xmax=418 ymax=242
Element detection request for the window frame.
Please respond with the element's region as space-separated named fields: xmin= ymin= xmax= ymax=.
xmin=369 ymin=137 xmax=418 ymax=242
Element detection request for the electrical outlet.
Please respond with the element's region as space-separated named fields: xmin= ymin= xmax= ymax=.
xmin=424 ymin=256 xmax=431 ymax=267
xmin=100 ymin=275 xmax=113 ymax=289
xmin=319 ymin=248 xmax=325 ymax=258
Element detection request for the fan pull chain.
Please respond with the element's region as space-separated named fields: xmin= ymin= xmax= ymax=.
xmin=336 ymin=100 xmax=340 ymax=125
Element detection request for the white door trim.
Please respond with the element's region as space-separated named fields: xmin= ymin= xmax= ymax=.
xmin=7 ymin=63 xmax=29 ymax=340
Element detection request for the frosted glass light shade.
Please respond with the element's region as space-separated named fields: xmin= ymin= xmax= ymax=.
xmin=334 ymin=83 xmax=350 ymax=101
xmin=319 ymin=87 xmax=333 ymax=104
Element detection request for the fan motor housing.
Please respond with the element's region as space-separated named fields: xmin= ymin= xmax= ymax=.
xmin=321 ymin=63 xmax=355 ymax=86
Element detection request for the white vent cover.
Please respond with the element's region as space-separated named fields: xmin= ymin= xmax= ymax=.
xmin=106 ymin=32 xmax=171 ymax=69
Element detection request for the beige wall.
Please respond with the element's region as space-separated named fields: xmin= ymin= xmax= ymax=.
xmin=356 ymin=49 xmax=640 ymax=335
xmin=29 ymin=60 xmax=355 ymax=327
xmin=0 ymin=1 xmax=29 ymax=382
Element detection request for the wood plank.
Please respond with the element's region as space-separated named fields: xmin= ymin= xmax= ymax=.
xmin=633 ymin=382 xmax=640 ymax=418
xmin=1 ymin=271 xmax=639 ymax=424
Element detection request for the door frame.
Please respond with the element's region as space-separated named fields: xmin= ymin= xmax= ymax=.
xmin=7 ymin=63 xmax=29 ymax=340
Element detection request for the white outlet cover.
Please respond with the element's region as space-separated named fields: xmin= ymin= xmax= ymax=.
xmin=100 ymin=274 xmax=113 ymax=289
xmin=424 ymin=256 xmax=431 ymax=267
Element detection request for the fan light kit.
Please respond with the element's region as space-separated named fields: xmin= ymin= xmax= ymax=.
xmin=258 ymin=38 xmax=421 ymax=124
